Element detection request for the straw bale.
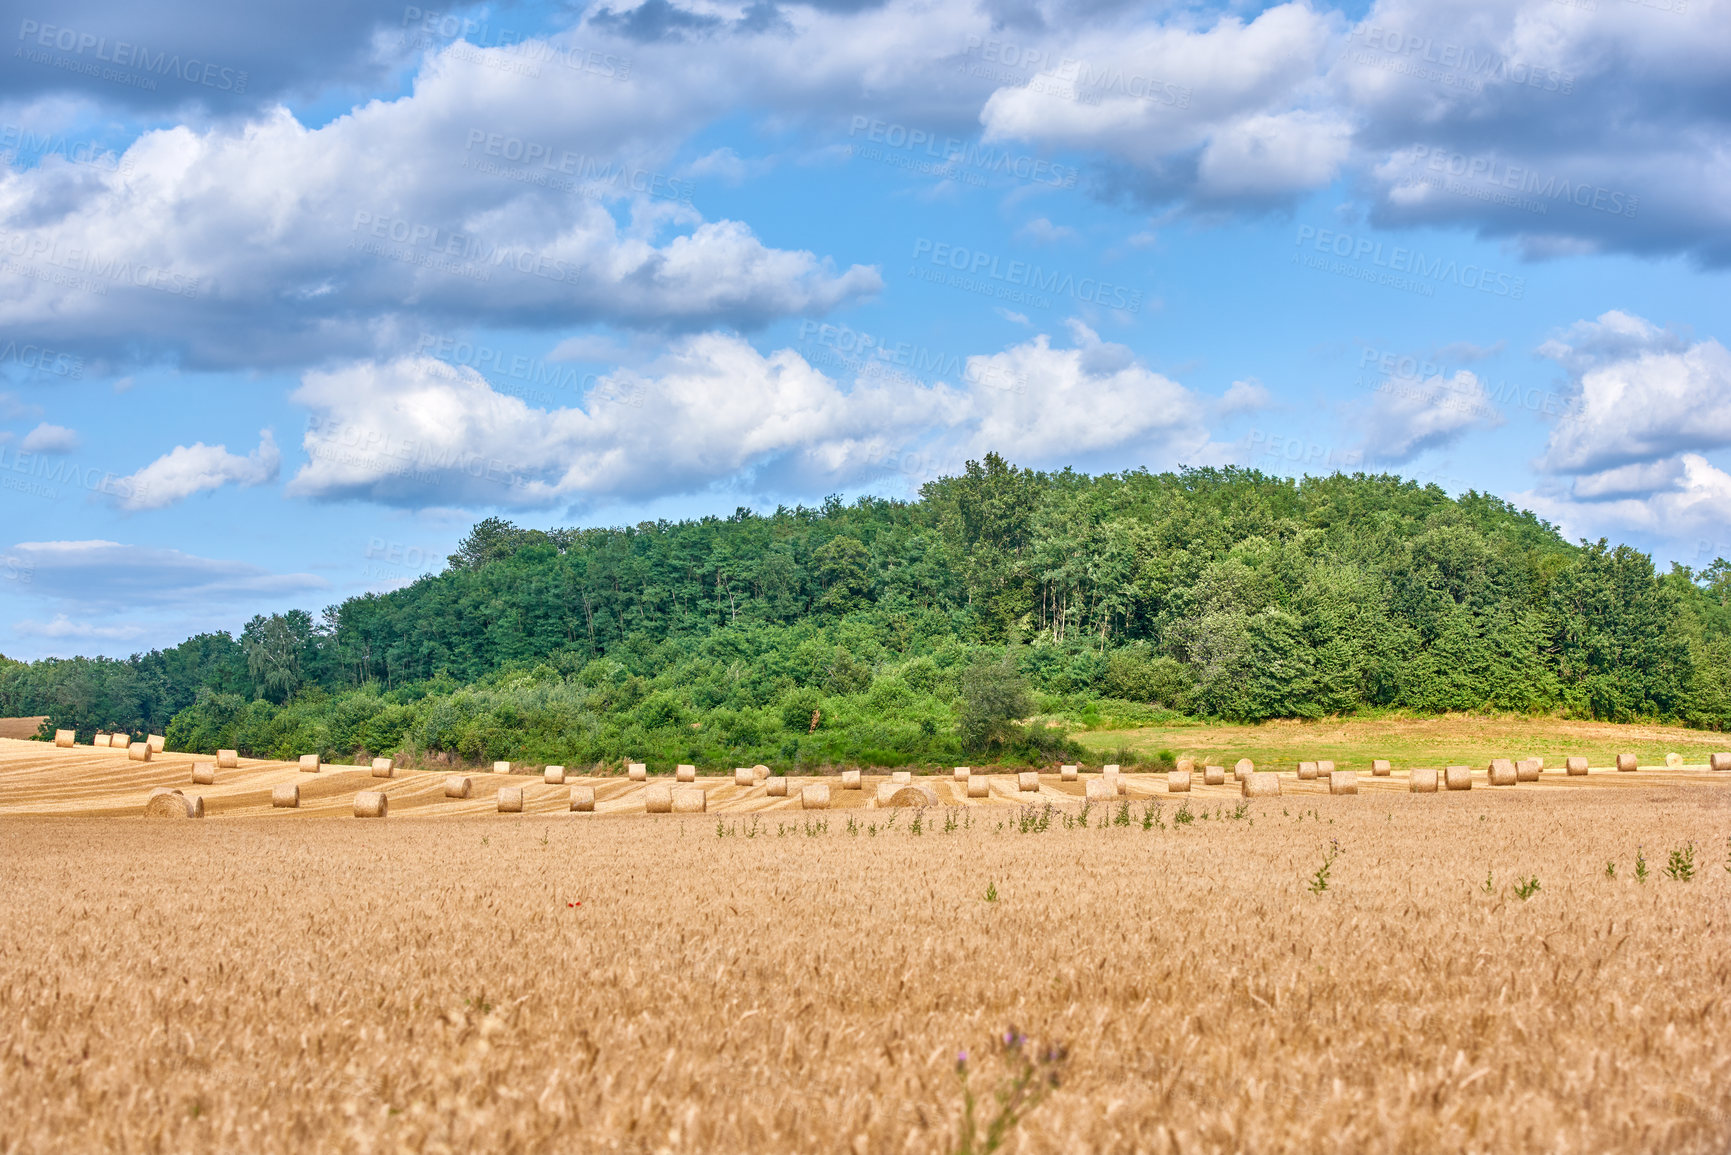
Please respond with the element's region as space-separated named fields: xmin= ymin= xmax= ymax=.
xmin=128 ymin=742 xmax=151 ymax=763
xmin=544 ymin=765 xmax=566 ymax=785
xmin=1328 ymin=770 xmax=1358 ymax=795
xmin=1372 ymin=759 xmax=1392 ymax=776
xmin=354 ymin=791 xmax=387 ymax=818
xmin=1489 ymin=759 xmax=1517 ymax=786
xmin=734 ymin=767 xmax=754 ymax=787
xmin=185 ymin=795 xmax=205 ymax=818
xmin=1085 ymin=779 xmax=1115 ymax=801
xmin=841 ymin=769 xmax=861 ymax=789
xmin=752 ymin=764 xmax=770 ymax=782
xmin=1176 ymin=757 xmax=1195 ymax=774
xmin=1060 ymin=764 xmax=1078 ymax=781
xmin=1616 ymin=753 xmax=1638 ymax=772
xmin=1234 ymin=758 xmax=1254 ymax=777
xmin=1203 ymin=765 xmax=1225 ymax=786
xmin=493 ymin=761 xmax=512 ymax=774
xmin=1566 ymin=756 xmax=1589 ymax=775
xmin=645 ymin=784 xmax=673 ymax=813
xmin=147 ymin=786 xmax=182 ymax=802
xmin=1103 ymin=763 xmax=1121 ymax=775
xmin=766 ymin=777 xmax=787 ymax=797
xmin=1167 ymin=769 xmax=1191 ymax=793
xmin=1526 ymin=756 xmax=1545 ymax=770
xmin=892 ymin=770 xmax=912 ymax=784
xmin=54 ymin=729 xmax=74 ymax=748
xmin=676 ymin=764 xmax=696 ymax=782
xmin=147 ymin=734 xmax=165 ymax=753
xmin=94 ymin=732 xmax=109 ymax=746
xmin=217 ymin=749 xmax=238 ymax=768
xmin=1242 ymin=772 xmax=1279 ymax=798
xmin=880 ymin=784 xmax=937 ymax=808
xmin=628 ymin=762 xmax=647 ymax=781
xmin=143 ymin=791 xmax=193 ymax=818
xmin=1297 ymin=761 xmax=1318 ymax=780
xmin=271 ymin=783 xmax=299 ymax=809
xmin=1409 ymin=768 xmax=1439 ymax=793
xmin=1665 ymin=752 xmax=1682 ymax=767
xmin=497 ymin=786 xmax=524 ymax=813
xmin=802 ymin=784 xmax=830 ymax=810
xmin=191 ymin=762 xmax=215 ymax=785
xmin=953 ymin=766 xmax=971 ymax=780
xmin=1711 ymin=753 xmax=1731 ymax=772
xmin=111 ymin=733 xmax=131 ymax=749
xmin=966 ymin=777 xmax=989 ymax=798
xmin=299 ymin=754 xmax=320 ymax=773
xmin=569 ymin=785 xmax=595 ymax=811
xmin=445 ymin=775 xmax=472 ymax=798
xmin=1017 ymin=771 xmax=1039 ymax=792
xmin=1516 ymin=758 xmax=1540 ymax=782
xmin=371 ymin=757 xmax=394 ymax=778
xmin=1318 ymin=760 xmax=1336 ymax=774
xmin=673 ymin=787 xmax=707 ymax=813
xmin=1444 ymin=765 xmax=1472 ymax=791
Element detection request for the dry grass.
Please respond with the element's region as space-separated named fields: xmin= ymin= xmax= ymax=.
xmin=3 ymin=738 xmax=1731 ymax=1152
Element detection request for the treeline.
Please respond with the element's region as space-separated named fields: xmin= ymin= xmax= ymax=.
xmin=4 ymin=457 xmax=1729 ymax=768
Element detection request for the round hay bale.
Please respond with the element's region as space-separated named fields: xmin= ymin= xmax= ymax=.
xmin=881 ymin=784 xmax=937 ymax=808
xmin=94 ymin=732 xmax=109 ymax=746
xmin=752 ymin=764 xmax=770 ymax=783
xmin=1665 ymin=752 xmax=1682 ymax=767
xmin=1565 ymin=756 xmax=1589 ymax=775
xmin=191 ymin=762 xmax=215 ymax=785
xmin=146 ymin=734 xmax=165 ymax=753
xmin=493 ymin=761 xmax=512 ymax=775
xmin=570 ymin=785 xmax=596 ymax=811
xmin=841 ymin=769 xmax=861 ymax=789
xmin=1102 ymin=763 xmax=1121 ymax=775
xmin=54 ymin=729 xmax=74 ymax=748
xmin=628 ymin=762 xmax=647 ymax=781
xmin=1060 ymin=764 xmax=1078 ymax=781
xmin=966 ymin=776 xmax=990 ymax=798
xmin=672 ymin=786 xmax=706 ymax=813
xmin=371 ymin=757 xmax=394 ymax=778
xmin=1167 ymin=769 xmax=1191 ymax=793
xmin=1017 ymin=771 xmax=1040 ymax=792
xmin=1297 ymin=761 xmax=1318 ymax=780
xmin=1409 ymin=767 xmax=1439 ymax=793
xmin=185 ymin=795 xmax=205 ymax=818
xmin=147 ymin=786 xmax=183 ymax=801
xmin=1203 ymin=765 xmax=1225 ymax=786
xmin=143 ymin=791 xmax=193 ymax=818
xmin=445 ymin=775 xmax=472 ymax=798
xmin=676 ymin=764 xmax=696 ymax=783
xmin=1328 ymin=770 xmax=1358 ymax=795
xmin=1234 ymin=758 xmax=1254 ymax=777
xmin=1516 ymin=758 xmax=1540 ymax=782
xmin=1444 ymin=765 xmax=1472 ymax=791
xmin=498 ymin=787 xmax=524 ymax=813
xmin=128 ymin=742 xmax=152 ymax=762
xmin=217 ymin=749 xmax=238 ymax=768
xmin=1372 ymin=759 xmax=1392 ymax=776
xmin=645 ymin=784 xmax=674 ymax=813
xmin=298 ymin=754 xmax=321 ymax=773
xmin=1176 ymin=757 xmax=1195 ymax=774
xmin=544 ymin=765 xmax=566 ymax=785
xmin=1525 ymin=756 xmax=1546 ymax=770
xmin=1084 ymin=778 xmax=1115 ymax=801
xmin=953 ymin=766 xmax=971 ymax=780
xmin=271 ymin=783 xmax=299 ymax=809
xmin=354 ymin=791 xmax=388 ymax=818
xmin=734 ymin=767 xmax=754 ymax=787
xmin=766 ymin=776 xmax=788 ymax=797
xmin=1488 ymin=759 xmax=1517 ymax=786
xmin=802 ymin=783 xmax=831 ymax=810
xmin=110 ymin=733 xmax=131 ymax=749
xmin=1710 ymin=753 xmax=1731 ymax=772
xmin=1115 ymin=775 xmax=1129 ymax=796
xmin=1616 ymin=753 xmax=1638 ymax=772
xmin=892 ymin=770 xmax=912 ymax=785
xmin=1242 ymin=772 xmax=1280 ymax=798
xmin=1317 ymin=760 xmax=1336 ymax=774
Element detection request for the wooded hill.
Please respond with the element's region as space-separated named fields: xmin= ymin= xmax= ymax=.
xmin=4 ymin=456 xmax=1728 ymax=768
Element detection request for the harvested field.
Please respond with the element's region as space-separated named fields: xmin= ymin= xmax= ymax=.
xmin=3 ymin=737 xmax=1731 ymax=1152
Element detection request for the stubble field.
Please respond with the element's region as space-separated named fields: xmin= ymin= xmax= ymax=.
xmin=4 ymin=732 xmax=1731 ymax=1153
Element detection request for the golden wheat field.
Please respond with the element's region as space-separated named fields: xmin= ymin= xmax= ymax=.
xmin=4 ymin=736 xmax=1731 ymax=1153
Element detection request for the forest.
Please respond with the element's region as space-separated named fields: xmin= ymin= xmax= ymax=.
xmin=3 ymin=455 xmax=1728 ymax=769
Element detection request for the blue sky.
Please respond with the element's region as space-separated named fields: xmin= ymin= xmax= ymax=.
xmin=1 ymin=0 xmax=1728 ymax=659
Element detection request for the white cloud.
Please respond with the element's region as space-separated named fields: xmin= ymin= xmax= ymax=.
xmin=4 ymin=540 xmax=325 ymax=609
xmin=1219 ymin=378 xmax=1272 ymax=415
xmin=1358 ymin=368 xmax=1504 ymax=462
xmin=20 ymin=423 xmax=79 ymax=453
xmin=1517 ymin=454 xmax=1731 ymax=552
xmin=1015 ymin=217 xmax=1078 ymax=244
xmin=116 ymin=431 xmax=282 ymax=510
xmin=12 ymin=614 xmax=147 ymax=642
xmin=1537 ymin=312 xmax=1731 ymax=475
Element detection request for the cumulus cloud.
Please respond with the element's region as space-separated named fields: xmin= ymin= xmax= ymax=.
xmin=19 ymin=422 xmax=79 ymax=453
xmin=284 ymin=323 xmax=1222 ymax=508
xmin=1219 ymin=378 xmax=1272 ymax=415
xmin=4 ymin=540 xmax=325 ymax=610
xmin=12 ymin=614 xmax=147 ymax=642
xmin=1537 ymin=311 xmax=1731 ymax=476
xmin=116 ymin=431 xmax=282 ymax=510
xmin=1358 ymin=368 xmax=1504 ymax=462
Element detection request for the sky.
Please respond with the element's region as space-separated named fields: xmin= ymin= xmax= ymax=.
xmin=0 ymin=0 xmax=1727 ymax=660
